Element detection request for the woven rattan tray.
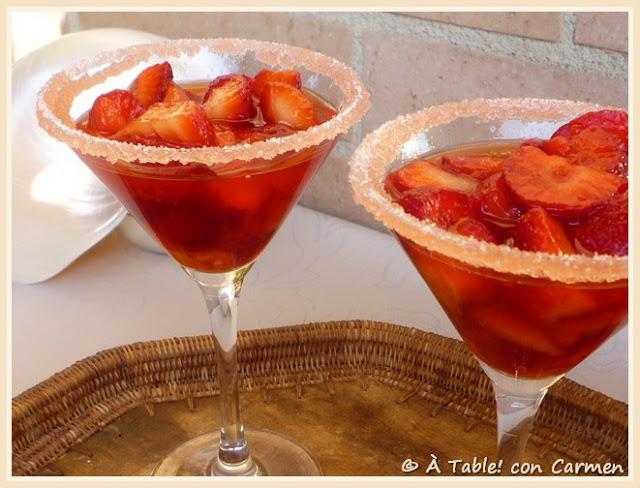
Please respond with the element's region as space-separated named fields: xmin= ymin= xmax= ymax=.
xmin=13 ymin=321 xmax=627 ymax=476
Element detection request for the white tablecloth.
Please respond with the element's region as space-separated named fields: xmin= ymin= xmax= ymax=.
xmin=12 ymin=206 xmax=628 ymax=402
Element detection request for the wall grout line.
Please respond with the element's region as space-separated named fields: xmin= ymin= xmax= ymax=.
xmin=298 ymin=12 xmax=627 ymax=81
xmin=68 ymin=11 xmax=628 ymax=81
xmin=61 ymin=11 xmax=82 ymax=33
xmin=347 ymin=15 xmax=365 ymax=154
xmin=292 ymin=11 xmax=366 ymax=149
xmin=559 ymin=12 xmax=577 ymax=46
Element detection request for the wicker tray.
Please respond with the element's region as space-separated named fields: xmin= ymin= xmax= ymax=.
xmin=12 ymin=321 xmax=627 ymax=476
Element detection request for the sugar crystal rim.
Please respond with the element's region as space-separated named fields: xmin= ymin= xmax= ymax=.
xmin=36 ymin=38 xmax=370 ymax=166
xmin=348 ymin=98 xmax=627 ymax=284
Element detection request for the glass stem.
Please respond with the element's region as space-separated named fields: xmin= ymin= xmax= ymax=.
xmin=493 ymin=384 xmax=547 ymax=475
xmin=191 ymin=266 xmax=257 ymax=476
xmin=478 ymin=360 xmax=561 ymax=476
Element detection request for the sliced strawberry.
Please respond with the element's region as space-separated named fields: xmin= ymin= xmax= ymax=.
xmin=312 ymin=97 xmax=338 ymax=125
xmin=131 ymin=62 xmax=173 ymax=108
xmin=115 ymin=101 xmax=215 ymax=147
xmin=235 ymin=123 xmax=296 ymax=143
xmin=259 ymin=82 xmax=315 ymax=130
xmin=512 ymin=207 xmax=575 ymax=254
xmin=210 ymin=122 xmax=240 ymax=147
xmin=521 ymin=138 xmax=545 ymax=149
xmin=552 ymin=109 xmax=628 ymax=150
xmin=208 ymin=122 xmax=297 ymax=147
xmin=469 ymin=306 xmax=563 ymax=356
xmin=476 ymin=173 xmax=522 ymax=226
xmin=449 ymin=217 xmax=500 ymax=243
xmin=251 ymin=69 xmax=302 ymax=98
xmin=540 ymin=136 xmax=571 ymax=157
xmin=555 ymin=305 xmax=626 ymax=348
xmin=568 ymin=127 xmax=627 ymax=172
xmin=216 ymin=176 xmax=268 ymax=212
xmin=397 ymin=236 xmax=492 ymax=315
xmin=442 ymin=155 xmax=503 ymax=180
xmin=87 ymin=89 xmax=144 ymax=136
xmin=384 ymin=160 xmax=478 ymax=199
xmin=544 ymin=127 xmax=627 ymax=176
xmin=163 ymin=83 xmax=193 ymax=104
xmin=516 ymin=286 xmax=599 ymax=325
xmin=203 ymin=74 xmax=256 ymax=121
xmin=573 ymin=192 xmax=628 ymax=256
xmin=397 ymin=188 xmax=480 ymax=228
xmin=503 ymin=145 xmax=625 ymax=219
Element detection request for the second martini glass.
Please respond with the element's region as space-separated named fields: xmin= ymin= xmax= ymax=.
xmin=349 ymin=98 xmax=628 ymax=473
xmin=37 ymin=38 xmax=369 ymax=476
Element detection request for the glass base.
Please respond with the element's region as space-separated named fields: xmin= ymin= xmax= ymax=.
xmin=152 ymin=429 xmax=322 ymax=476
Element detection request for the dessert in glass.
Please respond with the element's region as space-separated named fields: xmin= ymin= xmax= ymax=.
xmin=349 ymin=99 xmax=627 ymax=473
xmin=37 ymin=38 xmax=369 ymax=476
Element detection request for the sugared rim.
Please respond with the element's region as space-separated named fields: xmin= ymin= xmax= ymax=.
xmin=36 ymin=38 xmax=369 ymax=166
xmin=349 ymin=98 xmax=627 ymax=284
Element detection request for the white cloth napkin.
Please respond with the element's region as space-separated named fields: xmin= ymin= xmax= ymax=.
xmin=12 ymin=28 xmax=166 ymax=284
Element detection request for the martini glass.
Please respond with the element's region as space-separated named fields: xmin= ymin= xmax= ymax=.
xmin=37 ymin=38 xmax=369 ymax=476
xmin=349 ymin=98 xmax=627 ymax=473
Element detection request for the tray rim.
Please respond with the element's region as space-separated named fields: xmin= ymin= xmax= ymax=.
xmin=12 ymin=320 xmax=628 ymax=476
